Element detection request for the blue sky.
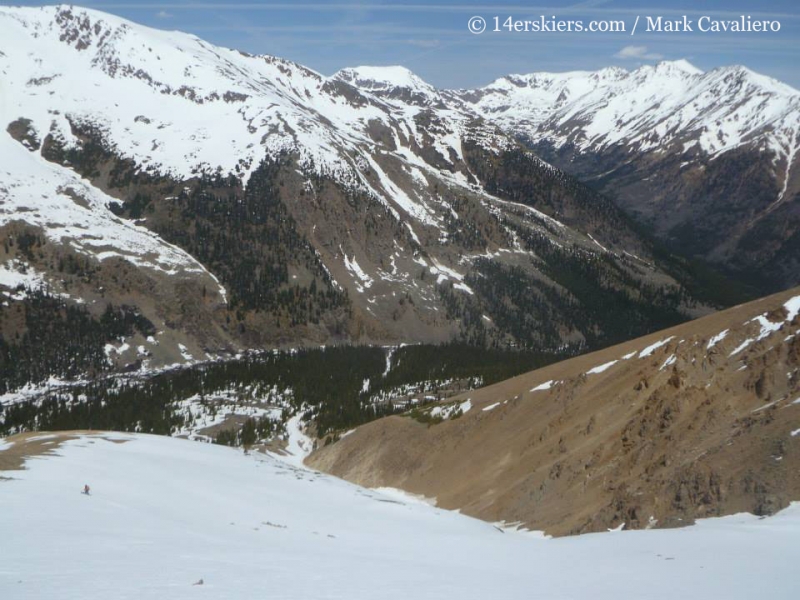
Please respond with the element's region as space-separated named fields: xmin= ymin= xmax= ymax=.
xmin=13 ymin=1 xmax=800 ymax=88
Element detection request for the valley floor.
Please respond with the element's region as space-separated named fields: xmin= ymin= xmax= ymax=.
xmin=0 ymin=433 xmax=798 ymax=599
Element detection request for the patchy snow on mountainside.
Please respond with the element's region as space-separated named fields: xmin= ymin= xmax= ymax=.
xmin=1 ymin=433 xmax=799 ymax=599
xmin=0 ymin=259 xmax=53 ymax=299
xmin=639 ymin=336 xmax=676 ymax=358
xmin=0 ymin=129 xmax=227 ymax=298
xmin=728 ymin=295 xmax=800 ymax=357
xmin=429 ymin=398 xmax=472 ymax=420
xmin=531 ymin=379 xmax=556 ymax=392
xmin=587 ymin=360 xmax=618 ymax=375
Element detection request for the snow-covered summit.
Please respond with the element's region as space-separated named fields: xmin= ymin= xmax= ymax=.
xmin=334 ymin=65 xmax=446 ymax=107
xmin=651 ymin=58 xmax=703 ymax=76
xmin=0 ymin=4 xmax=483 ymax=273
xmin=456 ymin=58 xmax=800 ymax=161
xmin=335 ymin=65 xmax=433 ymax=92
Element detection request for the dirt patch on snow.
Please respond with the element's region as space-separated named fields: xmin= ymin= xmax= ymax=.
xmin=0 ymin=430 xmax=130 ymax=475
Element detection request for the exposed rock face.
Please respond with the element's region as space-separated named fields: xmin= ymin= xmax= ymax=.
xmin=308 ymin=288 xmax=800 ymax=536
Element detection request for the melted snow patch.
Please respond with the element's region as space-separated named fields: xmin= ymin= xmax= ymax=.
xmin=639 ymin=336 xmax=675 ymax=358
xmin=430 ymin=399 xmax=472 ymax=420
xmin=752 ymin=315 xmax=784 ymax=342
xmin=530 ymin=380 xmax=555 ymax=392
xmin=732 ymin=296 xmax=800 ymax=357
xmin=178 ymin=344 xmax=193 ymax=361
xmin=587 ymin=233 xmax=608 ymax=253
xmin=784 ymin=296 xmax=800 ymax=321
xmin=343 ymin=252 xmax=373 ymax=293
xmin=729 ymin=339 xmax=754 ymax=357
xmin=0 ymin=260 xmax=50 ymax=297
xmin=707 ymin=329 xmax=729 ymax=350
xmin=104 ymin=342 xmax=130 ymax=358
xmin=428 ymin=258 xmax=474 ymax=295
xmin=659 ymin=355 xmax=677 ymax=371
xmin=587 ymin=360 xmax=618 ymax=375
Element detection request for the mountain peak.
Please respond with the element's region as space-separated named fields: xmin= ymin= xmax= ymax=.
xmin=334 ymin=65 xmax=435 ymax=93
xmin=631 ymin=59 xmax=703 ymax=80
xmin=334 ymin=65 xmax=440 ymax=106
xmin=656 ymin=59 xmax=703 ymax=76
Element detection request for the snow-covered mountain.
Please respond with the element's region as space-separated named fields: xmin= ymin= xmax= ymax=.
xmin=457 ymin=59 xmax=799 ymax=162
xmin=0 ymin=5 xmax=705 ymax=379
xmin=3 ymin=4 xmax=796 ymax=390
xmin=449 ymin=61 xmax=800 ymax=286
xmin=1 ymin=431 xmax=799 ymax=599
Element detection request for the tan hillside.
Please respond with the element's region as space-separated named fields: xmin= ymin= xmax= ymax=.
xmin=308 ymin=288 xmax=800 ymax=536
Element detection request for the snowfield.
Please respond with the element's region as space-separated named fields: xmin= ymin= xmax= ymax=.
xmin=463 ymin=60 xmax=800 ymax=166
xmin=1 ymin=433 xmax=798 ymax=599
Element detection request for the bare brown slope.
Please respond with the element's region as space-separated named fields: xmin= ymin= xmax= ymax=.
xmin=308 ymin=288 xmax=800 ymax=536
xmin=0 ymin=431 xmax=129 ymax=475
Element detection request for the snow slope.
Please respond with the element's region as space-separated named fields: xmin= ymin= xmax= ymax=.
xmin=1 ymin=433 xmax=799 ymax=599
xmin=1 ymin=4 xmax=694 ymax=360
xmin=459 ymin=60 xmax=800 ymax=162
xmin=0 ymin=5 xmax=522 ymax=302
xmin=0 ymin=5 xmax=483 ymax=216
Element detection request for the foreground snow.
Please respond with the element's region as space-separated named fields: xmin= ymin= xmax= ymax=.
xmin=1 ymin=434 xmax=798 ymax=599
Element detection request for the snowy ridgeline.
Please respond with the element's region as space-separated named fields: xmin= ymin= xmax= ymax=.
xmin=1 ymin=433 xmax=799 ymax=600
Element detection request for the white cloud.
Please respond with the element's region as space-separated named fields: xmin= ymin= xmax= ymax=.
xmin=614 ymin=45 xmax=664 ymax=60
xmin=155 ymin=10 xmax=173 ymax=19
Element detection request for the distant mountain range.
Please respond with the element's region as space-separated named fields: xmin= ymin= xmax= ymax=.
xmin=0 ymin=5 xmax=796 ymax=382
xmin=344 ymin=58 xmax=800 ymax=290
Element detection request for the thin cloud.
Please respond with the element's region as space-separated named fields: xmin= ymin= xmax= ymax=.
xmin=567 ymin=0 xmax=612 ymax=8
xmin=406 ymin=39 xmax=440 ymax=48
xmin=88 ymin=4 xmax=800 ymax=20
xmin=614 ymin=45 xmax=664 ymax=60
xmin=155 ymin=10 xmax=173 ymax=19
